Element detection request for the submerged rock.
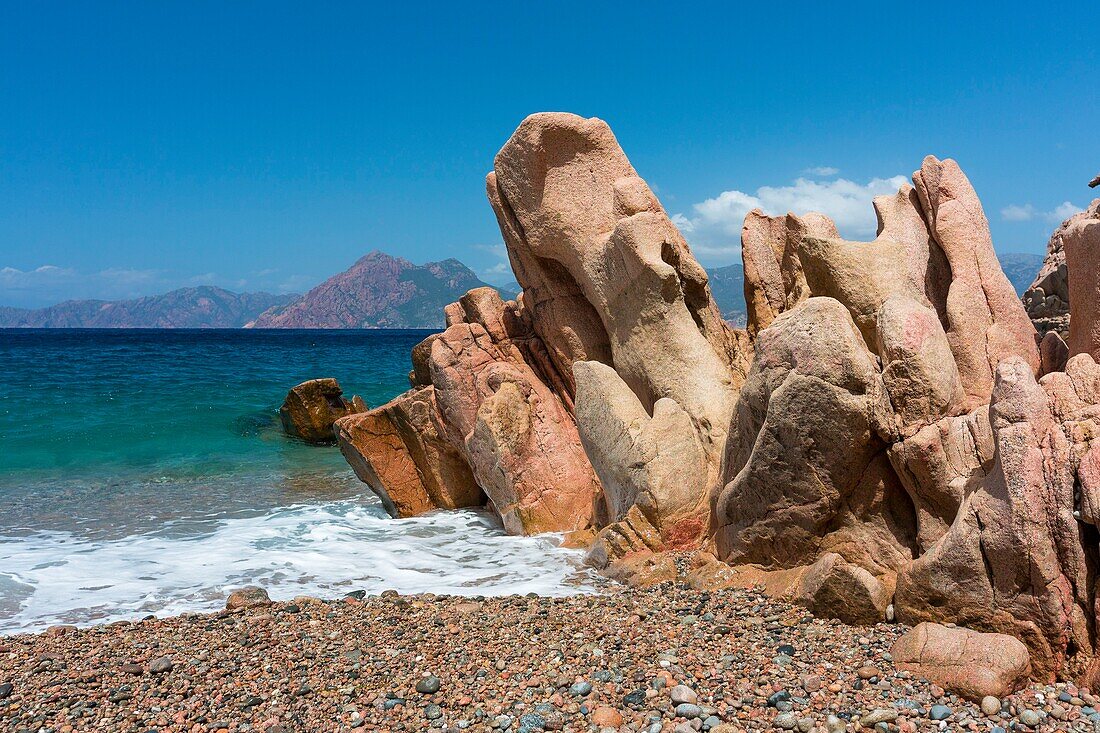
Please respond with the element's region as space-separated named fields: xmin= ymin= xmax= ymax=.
xmin=279 ymin=378 xmax=366 ymax=444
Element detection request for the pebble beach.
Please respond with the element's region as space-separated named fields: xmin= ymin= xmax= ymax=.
xmin=2 ymin=579 xmax=1096 ymax=733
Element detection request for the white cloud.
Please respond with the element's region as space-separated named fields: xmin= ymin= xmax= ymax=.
xmin=1050 ymin=201 xmax=1084 ymax=222
xmin=1001 ymin=204 xmax=1037 ymax=221
xmin=1001 ymin=201 xmax=1084 ymax=224
xmin=803 ymin=166 xmax=840 ymax=176
xmin=673 ymin=174 xmax=908 ymax=262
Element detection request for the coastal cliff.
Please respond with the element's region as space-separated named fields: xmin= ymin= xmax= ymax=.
xmin=337 ymin=112 xmax=1100 ymax=687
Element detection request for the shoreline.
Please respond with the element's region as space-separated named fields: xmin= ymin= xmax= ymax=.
xmin=2 ymin=582 xmax=1094 ymax=732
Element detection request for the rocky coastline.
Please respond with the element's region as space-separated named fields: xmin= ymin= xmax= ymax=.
xmin=335 ymin=113 xmax=1100 ymax=691
xmin=5 ymin=111 xmax=1100 ymax=732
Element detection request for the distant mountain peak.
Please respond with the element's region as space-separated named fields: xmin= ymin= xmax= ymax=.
xmin=250 ymin=252 xmax=507 ymax=329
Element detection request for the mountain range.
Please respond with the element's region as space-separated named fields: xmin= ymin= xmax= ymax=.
xmin=250 ymin=251 xmax=511 ymax=329
xmin=0 ymin=286 xmax=295 ymax=328
xmin=0 ymin=250 xmax=1044 ymax=329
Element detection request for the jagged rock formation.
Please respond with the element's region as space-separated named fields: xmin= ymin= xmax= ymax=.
xmin=279 ymin=378 xmax=366 ymax=444
xmin=341 ymin=113 xmax=748 ymax=546
xmin=336 ymin=112 xmax=1100 ymax=688
xmin=1023 ymin=199 xmax=1100 ymax=338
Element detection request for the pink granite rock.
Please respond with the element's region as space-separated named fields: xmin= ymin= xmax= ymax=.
xmin=912 ymin=156 xmax=1039 ymax=405
xmin=895 ymin=356 xmax=1099 ymax=680
xmin=1064 ymin=211 xmax=1100 ymax=361
xmin=891 ymin=622 xmax=1032 ymax=700
xmin=713 ymin=298 xmax=916 ymax=580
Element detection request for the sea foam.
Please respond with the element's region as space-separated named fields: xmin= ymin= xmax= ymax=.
xmin=0 ymin=497 xmax=599 ymax=634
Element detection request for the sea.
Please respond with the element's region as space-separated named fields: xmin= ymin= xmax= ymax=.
xmin=0 ymin=329 xmax=596 ymax=635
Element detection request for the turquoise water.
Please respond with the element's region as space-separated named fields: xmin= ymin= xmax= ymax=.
xmin=0 ymin=330 xmax=594 ymax=633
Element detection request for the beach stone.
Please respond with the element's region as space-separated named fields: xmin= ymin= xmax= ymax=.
xmin=670 ymin=684 xmax=698 ymax=705
xmin=675 ymin=702 xmax=703 ymax=718
xmin=862 ymin=709 xmax=897 ymax=725
xmin=0 ymin=682 xmax=11 ymax=699
xmin=225 ymin=586 xmax=271 ymax=610
xmin=1018 ymin=708 xmax=1041 ymax=727
xmin=981 ymin=696 xmax=1001 ymax=716
xmin=416 ymin=675 xmax=441 ymax=694
xmin=148 ymin=656 xmax=174 ymax=674
xmin=569 ymin=681 xmax=592 ymax=696
xmin=929 ymin=705 xmax=952 ymax=720
xmin=279 ymin=377 xmax=365 ymax=443
xmin=590 ymin=706 xmax=622 ymax=727
xmin=774 ymin=712 xmax=798 ymax=730
xmin=891 ymin=623 xmax=1030 ymax=700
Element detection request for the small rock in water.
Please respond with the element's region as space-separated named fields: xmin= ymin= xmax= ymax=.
xmin=225 ymin=586 xmax=271 ymax=610
xmin=416 ymin=675 xmax=442 ymax=694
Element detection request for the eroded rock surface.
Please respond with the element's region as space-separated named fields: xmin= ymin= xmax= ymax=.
xmin=334 ymin=387 xmax=483 ymax=517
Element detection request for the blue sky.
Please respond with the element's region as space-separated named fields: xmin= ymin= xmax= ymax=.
xmin=1 ymin=2 xmax=1097 ymax=307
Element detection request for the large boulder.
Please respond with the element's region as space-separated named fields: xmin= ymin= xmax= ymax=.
xmin=574 ymin=359 xmax=706 ymax=534
xmin=887 ymin=407 xmax=994 ymax=550
xmin=1023 ymin=198 xmax=1100 ymax=339
xmin=487 ymin=113 xmax=745 ymax=539
xmin=891 ymin=622 xmax=1032 ymax=701
xmin=741 ymin=210 xmax=838 ymax=338
xmin=334 ymin=386 xmax=484 ymax=517
xmin=713 ymin=297 xmax=917 ymax=580
xmin=279 ymin=378 xmax=366 ymax=444
xmin=430 ymin=317 xmax=600 ymax=535
xmin=789 ymin=552 xmax=891 ymax=626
